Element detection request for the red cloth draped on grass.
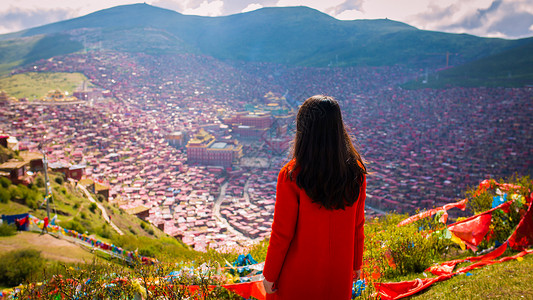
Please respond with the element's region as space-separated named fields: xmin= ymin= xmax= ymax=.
xmin=397 ymin=180 xmax=526 ymax=228
xmin=376 ymin=191 xmax=533 ymax=300
xmin=426 ymin=242 xmax=508 ymax=276
xmin=187 ymin=280 xmax=266 ymax=300
xmin=375 ymin=274 xmax=452 ymax=300
xmin=377 ymin=247 xmax=533 ymax=300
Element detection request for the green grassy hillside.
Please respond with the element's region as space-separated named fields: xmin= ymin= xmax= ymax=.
xmin=0 ymin=34 xmax=82 ymax=76
xmin=412 ymin=254 xmax=533 ymax=299
xmin=0 ymin=72 xmax=91 ymax=99
xmin=404 ymin=38 xmax=533 ymax=88
xmin=1 ymin=171 xmax=532 ymax=299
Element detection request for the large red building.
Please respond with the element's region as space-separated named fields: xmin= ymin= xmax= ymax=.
xmin=224 ymin=112 xmax=273 ymax=129
xmin=224 ymin=112 xmax=273 ymax=139
xmin=186 ymin=129 xmax=242 ymax=168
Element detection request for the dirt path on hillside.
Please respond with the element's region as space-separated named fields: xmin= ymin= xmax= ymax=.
xmin=0 ymin=231 xmax=95 ymax=263
xmin=77 ymin=184 xmax=124 ymax=235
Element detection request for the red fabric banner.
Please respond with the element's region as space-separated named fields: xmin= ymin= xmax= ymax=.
xmin=223 ymin=281 xmax=266 ymax=300
xmin=427 ymin=242 xmax=509 ymax=276
xmin=475 ymin=179 xmax=522 ymax=196
xmin=187 ymin=280 xmax=266 ymax=300
xmin=376 ymin=183 xmax=532 ymax=300
xmin=447 ymin=213 xmax=492 ymax=249
xmin=375 ymin=274 xmax=452 ymax=300
xmin=378 ymin=245 xmax=533 ymax=299
xmin=508 ymin=198 xmax=533 ymax=250
xmin=397 ymin=198 xmax=468 ymax=227
xmin=446 ymin=201 xmax=513 ymax=251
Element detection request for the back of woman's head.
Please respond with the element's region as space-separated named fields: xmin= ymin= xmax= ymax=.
xmin=290 ymin=95 xmax=366 ymax=209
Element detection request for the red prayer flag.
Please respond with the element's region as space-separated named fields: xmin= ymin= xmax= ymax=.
xmin=187 ymin=281 xmax=265 ymax=300
xmin=375 ymin=275 xmax=452 ymax=300
xmin=378 ymin=185 xmax=533 ymax=300
xmin=448 ymin=213 xmax=492 ymax=248
xmin=508 ymin=199 xmax=533 ymax=250
xmin=397 ymin=198 xmax=468 ymax=227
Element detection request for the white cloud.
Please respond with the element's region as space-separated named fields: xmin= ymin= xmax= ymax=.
xmin=182 ymin=0 xmax=224 ymax=16
xmin=275 ymin=0 xmax=346 ymax=13
xmin=0 ymin=0 xmax=140 ymax=16
xmin=0 ymin=0 xmax=531 ymax=38
xmin=403 ymin=0 xmax=533 ymax=39
xmin=0 ymin=7 xmax=78 ymax=34
xmin=242 ymin=3 xmax=263 ymax=13
xmin=514 ymin=0 xmax=533 ymax=13
xmin=334 ymin=9 xmax=365 ymax=20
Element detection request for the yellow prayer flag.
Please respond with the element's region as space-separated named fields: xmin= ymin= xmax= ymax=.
xmin=450 ymin=232 xmax=466 ymax=251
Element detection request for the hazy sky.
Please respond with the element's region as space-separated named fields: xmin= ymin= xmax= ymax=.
xmin=1 ymin=0 xmax=532 ymax=39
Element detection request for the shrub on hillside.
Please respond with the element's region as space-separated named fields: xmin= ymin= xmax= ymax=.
xmin=363 ymin=214 xmax=451 ymax=279
xmin=387 ymin=224 xmax=440 ymax=274
xmin=140 ymin=221 xmax=155 ymax=235
xmin=140 ymin=221 xmax=148 ymax=230
xmin=54 ymin=176 xmax=64 ymax=185
xmin=96 ymin=194 xmax=105 ymax=202
xmin=34 ymin=176 xmax=45 ymax=188
xmin=465 ymin=175 xmax=532 ymax=251
xmin=98 ymin=224 xmax=113 ymax=239
xmin=8 ymin=185 xmax=23 ymax=200
xmin=0 ymin=249 xmax=44 ymax=287
xmin=0 ymin=187 xmax=10 ymax=203
xmin=89 ymin=202 xmax=98 ymax=213
xmin=14 ymin=260 xmax=242 ymax=299
xmin=61 ymin=219 xmax=86 ymax=234
xmin=0 ymin=223 xmax=17 ymax=236
xmin=0 ymin=182 xmax=42 ymax=208
xmin=0 ymin=177 xmax=11 ymax=188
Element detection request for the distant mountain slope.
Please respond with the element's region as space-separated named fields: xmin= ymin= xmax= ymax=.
xmin=404 ymin=37 xmax=533 ymax=88
xmin=0 ymin=3 xmax=532 ymax=85
xmin=0 ymin=34 xmax=82 ymax=74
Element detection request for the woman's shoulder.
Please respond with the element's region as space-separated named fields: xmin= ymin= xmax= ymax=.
xmin=280 ymin=159 xmax=297 ymax=174
xmin=277 ymin=159 xmax=298 ymax=182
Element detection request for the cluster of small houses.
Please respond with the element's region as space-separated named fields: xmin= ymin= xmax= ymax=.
xmin=0 ymin=90 xmax=290 ymax=251
xmin=3 ymin=49 xmax=530 ymax=252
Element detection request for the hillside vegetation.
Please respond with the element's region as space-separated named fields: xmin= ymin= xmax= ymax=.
xmin=1 ymin=172 xmax=532 ymax=299
xmin=0 ymin=34 xmax=82 ymax=76
xmin=0 ymin=72 xmax=91 ymax=99
xmin=0 ymin=170 xmax=242 ymax=264
xmin=404 ymin=38 xmax=533 ymax=88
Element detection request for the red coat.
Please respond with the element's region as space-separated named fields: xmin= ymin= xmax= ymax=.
xmin=263 ymin=160 xmax=366 ymax=300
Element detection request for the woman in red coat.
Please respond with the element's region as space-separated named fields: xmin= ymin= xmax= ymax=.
xmin=263 ymin=95 xmax=367 ymax=300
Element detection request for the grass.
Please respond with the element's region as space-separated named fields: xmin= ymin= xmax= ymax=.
xmin=0 ymin=200 xmax=30 ymax=215
xmin=403 ymin=40 xmax=533 ymax=89
xmin=2 ymin=171 xmax=532 ymax=299
xmin=0 ymin=34 xmax=82 ymax=76
xmin=1 ymin=172 xmax=230 ymax=264
xmin=0 ymin=72 xmax=92 ymax=100
xmin=412 ymin=253 xmax=533 ymax=299
xmin=0 ymin=36 xmax=40 ymax=76
xmin=0 ymin=232 xmax=95 ymax=264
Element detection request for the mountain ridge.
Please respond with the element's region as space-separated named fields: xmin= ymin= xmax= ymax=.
xmin=0 ymin=3 xmax=532 ymax=84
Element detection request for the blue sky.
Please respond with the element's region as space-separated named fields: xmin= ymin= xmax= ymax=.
xmin=1 ymin=0 xmax=532 ymax=39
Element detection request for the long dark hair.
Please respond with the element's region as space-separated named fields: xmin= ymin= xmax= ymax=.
xmin=289 ymin=95 xmax=367 ymax=210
